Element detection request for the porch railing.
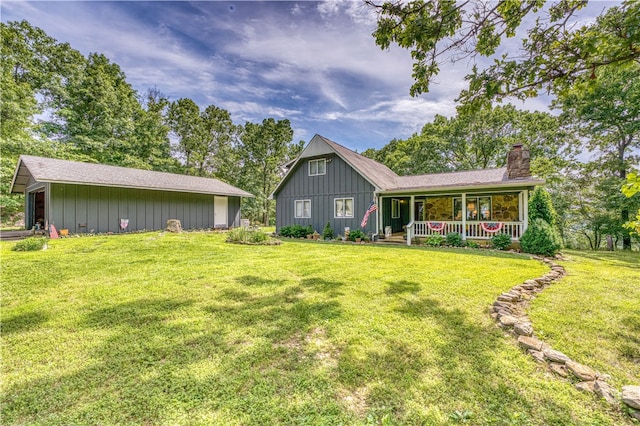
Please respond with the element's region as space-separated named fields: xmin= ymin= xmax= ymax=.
xmin=410 ymin=221 xmax=524 ymax=241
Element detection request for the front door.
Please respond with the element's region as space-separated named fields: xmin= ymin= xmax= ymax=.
xmin=214 ymin=196 xmax=228 ymax=228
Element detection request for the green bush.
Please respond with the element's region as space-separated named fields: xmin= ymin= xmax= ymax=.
xmin=446 ymin=232 xmax=464 ymax=247
xmin=279 ymin=224 xmax=313 ymax=238
xmin=226 ymin=228 xmax=274 ymax=245
xmin=322 ymin=222 xmax=334 ymax=240
xmin=529 ymin=187 xmax=557 ymax=226
xmin=490 ymin=233 xmax=513 ymax=250
xmin=12 ymin=237 xmax=47 ymax=252
xmin=348 ymin=229 xmax=367 ymax=242
xmin=465 ymin=240 xmax=480 ymax=248
xmin=520 ymin=218 xmax=562 ymax=256
xmin=425 ymin=234 xmax=445 ymax=247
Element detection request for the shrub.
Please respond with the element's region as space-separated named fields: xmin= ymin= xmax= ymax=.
xmin=490 ymin=233 xmax=513 ymax=250
xmin=520 ymin=218 xmax=562 ymax=256
xmin=348 ymin=229 xmax=367 ymax=241
xmin=322 ymin=222 xmax=334 ymax=240
xmin=226 ymin=228 xmax=277 ymax=245
xmin=446 ymin=232 xmax=464 ymax=247
xmin=279 ymin=224 xmax=313 ymax=238
xmin=529 ymin=187 xmax=557 ymax=226
xmin=12 ymin=237 xmax=47 ymax=252
xmin=465 ymin=240 xmax=480 ymax=248
xmin=425 ymin=234 xmax=445 ymax=247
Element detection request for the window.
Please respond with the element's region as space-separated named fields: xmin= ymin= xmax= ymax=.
xmin=478 ymin=197 xmax=492 ymax=220
xmin=453 ymin=196 xmax=492 ymax=221
xmin=308 ymin=159 xmax=326 ymax=176
xmin=295 ymin=200 xmax=311 ymax=218
xmin=391 ymin=199 xmax=400 ymax=219
xmin=334 ymin=198 xmax=354 ymax=218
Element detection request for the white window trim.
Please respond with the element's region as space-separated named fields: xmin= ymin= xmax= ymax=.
xmin=334 ymin=197 xmax=354 ymax=218
xmin=294 ymin=199 xmax=311 ymax=218
xmin=308 ymin=158 xmax=326 ymax=176
xmin=391 ymin=199 xmax=400 ymax=219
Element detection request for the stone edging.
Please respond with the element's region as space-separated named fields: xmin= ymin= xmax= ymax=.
xmin=490 ymin=256 xmax=640 ymax=420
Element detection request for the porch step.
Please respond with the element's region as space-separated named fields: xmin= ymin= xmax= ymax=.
xmin=375 ymin=235 xmax=406 ymax=245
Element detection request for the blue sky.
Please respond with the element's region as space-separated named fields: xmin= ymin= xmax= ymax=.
xmin=1 ymin=1 xmax=615 ymax=152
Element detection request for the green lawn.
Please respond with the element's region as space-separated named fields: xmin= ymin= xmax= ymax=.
xmin=529 ymin=250 xmax=640 ymax=387
xmin=0 ymin=233 xmax=634 ymax=425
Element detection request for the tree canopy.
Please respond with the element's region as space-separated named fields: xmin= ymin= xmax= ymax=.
xmin=368 ymin=0 xmax=640 ymax=105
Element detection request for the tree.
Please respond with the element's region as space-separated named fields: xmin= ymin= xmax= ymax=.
xmin=528 ymin=187 xmax=557 ymax=227
xmin=367 ymin=1 xmax=640 ymax=105
xmin=555 ymin=63 xmax=640 ymax=249
xmin=167 ymin=98 xmax=204 ymax=173
xmin=363 ymin=105 xmax=569 ymax=179
xmin=53 ymin=53 xmax=142 ymax=166
xmin=622 ymin=171 xmax=640 ymax=234
xmin=237 ymin=119 xmax=302 ymax=225
xmin=132 ymin=88 xmax=178 ymax=172
xmin=198 ymin=105 xmax=238 ymax=180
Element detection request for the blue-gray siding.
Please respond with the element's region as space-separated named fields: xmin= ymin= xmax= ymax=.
xmin=274 ymin=153 xmax=377 ymax=235
xmin=47 ymin=183 xmax=241 ymax=233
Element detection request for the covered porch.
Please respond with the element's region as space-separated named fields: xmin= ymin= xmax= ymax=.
xmin=377 ymin=190 xmax=530 ymax=246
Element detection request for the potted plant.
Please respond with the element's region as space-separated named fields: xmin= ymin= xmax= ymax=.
xmin=349 ymin=229 xmax=367 ymax=243
xmin=322 ymin=222 xmax=334 ymax=240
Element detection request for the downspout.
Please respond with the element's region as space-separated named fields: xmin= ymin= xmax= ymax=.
xmin=372 ymin=192 xmax=380 ymax=241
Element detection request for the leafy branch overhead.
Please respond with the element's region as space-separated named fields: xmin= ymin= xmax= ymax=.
xmin=367 ymin=0 xmax=640 ymax=103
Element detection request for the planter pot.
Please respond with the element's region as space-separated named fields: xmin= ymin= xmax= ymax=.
xmin=355 ymin=238 xmax=362 ymax=243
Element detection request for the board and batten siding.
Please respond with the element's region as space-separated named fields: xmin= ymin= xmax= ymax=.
xmin=275 ymin=153 xmax=377 ymax=235
xmin=48 ymin=183 xmax=240 ymax=233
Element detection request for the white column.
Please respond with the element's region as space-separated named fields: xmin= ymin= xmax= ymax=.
xmin=410 ymin=195 xmax=415 ymax=223
xmin=461 ymin=193 xmax=467 ymax=240
xmin=523 ymin=190 xmax=529 ymax=233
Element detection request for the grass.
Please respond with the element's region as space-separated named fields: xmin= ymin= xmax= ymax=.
xmin=0 ymin=232 xmax=634 ymax=425
xmin=529 ymin=250 xmax=640 ymax=387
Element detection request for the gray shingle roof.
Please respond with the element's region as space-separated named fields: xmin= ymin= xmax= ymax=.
xmin=270 ymin=134 xmax=544 ymax=197
xmin=386 ymin=167 xmax=544 ymax=193
xmin=10 ymin=155 xmax=254 ymax=197
xmin=317 ymin=135 xmax=399 ymax=190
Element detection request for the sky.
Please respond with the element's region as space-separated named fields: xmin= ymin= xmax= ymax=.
xmin=0 ymin=1 xmax=616 ymax=153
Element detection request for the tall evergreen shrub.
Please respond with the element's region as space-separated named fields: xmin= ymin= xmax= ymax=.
xmin=528 ymin=187 xmax=557 ymax=226
xmin=520 ymin=218 xmax=562 ymax=256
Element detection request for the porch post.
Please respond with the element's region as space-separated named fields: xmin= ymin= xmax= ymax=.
xmin=375 ymin=195 xmax=380 ymax=238
xmin=410 ymin=195 xmax=415 ymax=222
xmin=523 ymin=190 xmax=529 ymax=233
xmin=461 ymin=192 xmax=467 ymax=240
xmin=408 ymin=195 xmax=415 ymax=246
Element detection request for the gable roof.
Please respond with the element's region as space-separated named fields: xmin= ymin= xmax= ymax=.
xmin=271 ymin=134 xmax=399 ymax=196
xmin=271 ymin=134 xmax=544 ymax=197
xmin=10 ymin=155 xmax=254 ymax=197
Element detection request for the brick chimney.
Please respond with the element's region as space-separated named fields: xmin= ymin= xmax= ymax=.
xmin=507 ymin=144 xmax=531 ymax=179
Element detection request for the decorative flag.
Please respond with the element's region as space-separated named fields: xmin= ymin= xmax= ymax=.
xmin=480 ymin=222 xmax=503 ymax=233
xmin=360 ymin=201 xmax=378 ymax=228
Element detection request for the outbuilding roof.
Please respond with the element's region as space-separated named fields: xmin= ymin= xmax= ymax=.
xmin=10 ymin=155 xmax=254 ymax=197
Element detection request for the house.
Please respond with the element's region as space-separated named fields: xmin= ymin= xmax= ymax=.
xmin=10 ymin=155 xmax=253 ymax=234
xmin=270 ymin=134 xmax=544 ymax=245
